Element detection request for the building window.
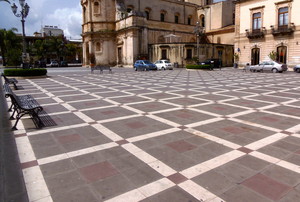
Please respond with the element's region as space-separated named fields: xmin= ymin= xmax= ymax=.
xmin=94 ymin=1 xmax=100 ymax=14
xmin=187 ymin=17 xmax=192 ymax=25
xmin=96 ymin=42 xmax=101 ymax=52
xmin=186 ymin=49 xmax=192 ymax=59
xmin=175 ymin=15 xmax=179 ymax=24
xmin=278 ymin=7 xmax=288 ymax=26
xmin=145 ymin=11 xmax=150 ymax=20
xmin=252 ymin=12 xmax=261 ymax=30
xmin=161 ymin=13 xmax=165 ymax=22
xmin=145 ymin=8 xmax=151 ymax=20
xmin=200 ymin=15 xmax=205 ymax=27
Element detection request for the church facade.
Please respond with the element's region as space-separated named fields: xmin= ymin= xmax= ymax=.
xmin=81 ymin=0 xmax=235 ymax=67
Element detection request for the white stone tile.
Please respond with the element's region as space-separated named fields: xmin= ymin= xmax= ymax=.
xmin=104 ymin=189 xmax=145 ymax=202
xmin=23 ymin=166 xmax=44 ymax=184
xmin=138 ymin=178 xmax=175 ymax=197
xmin=38 ymin=154 xmax=69 ymax=165
xmin=148 ymin=160 xmax=177 ymax=176
xmin=15 ymin=137 xmax=36 ymax=163
xmin=250 ymin=151 xmax=280 ymax=164
xmin=26 ymin=180 xmax=51 ymax=202
xmin=179 ymin=180 xmax=225 ymax=202
xmin=245 ymin=133 xmax=288 ymax=150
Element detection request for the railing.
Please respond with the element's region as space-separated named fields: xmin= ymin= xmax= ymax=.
xmin=271 ymin=23 xmax=295 ymax=36
xmin=245 ymin=28 xmax=266 ymax=39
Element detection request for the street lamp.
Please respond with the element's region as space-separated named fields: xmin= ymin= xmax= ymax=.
xmin=193 ymin=21 xmax=205 ymax=61
xmin=11 ymin=0 xmax=30 ymax=68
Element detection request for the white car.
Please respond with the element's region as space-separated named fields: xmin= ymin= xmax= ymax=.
xmin=249 ymin=61 xmax=287 ymax=73
xmin=154 ymin=60 xmax=173 ymax=70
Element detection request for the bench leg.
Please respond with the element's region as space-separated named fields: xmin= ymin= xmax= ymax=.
xmin=13 ymin=83 xmax=18 ymax=90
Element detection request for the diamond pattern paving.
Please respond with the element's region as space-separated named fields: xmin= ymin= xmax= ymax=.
xmin=3 ymin=68 xmax=300 ymax=202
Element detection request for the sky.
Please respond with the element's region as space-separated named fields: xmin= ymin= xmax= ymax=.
xmin=0 ymin=0 xmax=226 ymax=39
xmin=0 ymin=0 xmax=82 ymax=40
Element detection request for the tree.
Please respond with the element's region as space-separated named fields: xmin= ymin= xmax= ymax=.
xmin=47 ymin=36 xmax=66 ymax=61
xmin=0 ymin=28 xmax=22 ymax=66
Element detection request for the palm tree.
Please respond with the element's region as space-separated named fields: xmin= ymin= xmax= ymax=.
xmin=0 ymin=28 xmax=22 ymax=66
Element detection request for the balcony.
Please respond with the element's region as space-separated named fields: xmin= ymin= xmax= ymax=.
xmin=245 ymin=28 xmax=266 ymax=39
xmin=271 ymin=23 xmax=295 ymax=36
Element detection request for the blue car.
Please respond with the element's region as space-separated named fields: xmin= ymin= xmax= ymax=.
xmin=134 ymin=60 xmax=157 ymax=71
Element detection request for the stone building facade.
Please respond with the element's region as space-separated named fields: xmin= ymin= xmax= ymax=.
xmin=81 ymin=0 xmax=235 ymax=67
xmin=234 ymin=0 xmax=300 ymax=66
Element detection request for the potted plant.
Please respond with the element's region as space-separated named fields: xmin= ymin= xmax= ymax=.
xmin=233 ymin=52 xmax=239 ymax=68
xmin=268 ymin=51 xmax=277 ymax=61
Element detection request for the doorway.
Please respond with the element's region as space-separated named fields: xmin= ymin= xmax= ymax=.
xmin=277 ymin=46 xmax=287 ymax=64
xmin=118 ymin=47 xmax=122 ymax=64
xmin=251 ymin=48 xmax=260 ymax=65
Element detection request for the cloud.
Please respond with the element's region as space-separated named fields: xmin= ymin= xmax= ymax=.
xmin=46 ymin=4 xmax=82 ymax=39
xmin=0 ymin=0 xmax=82 ymax=39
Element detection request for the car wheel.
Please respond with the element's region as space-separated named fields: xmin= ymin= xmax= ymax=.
xmin=297 ymin=68 xmax=300 ymax=73
xmin=162 ymin=67 xmax=165 ymax=70
xmin=272 ymin=68 xmax=278 ymax=73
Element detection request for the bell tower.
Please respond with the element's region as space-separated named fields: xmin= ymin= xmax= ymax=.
xmin=81 ymin=0 xmax=117 ymax=66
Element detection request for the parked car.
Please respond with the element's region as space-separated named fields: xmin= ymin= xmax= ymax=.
xmin=34 ymin=60 xmax=46 ymax=68
xmin=249 ymin=61 xmax=287 ymax=73
xmin=60 ymin=61 xmax=68 ymax=67
xmin=134 ymin=60 xmax=157 ymax=71
xmin=154 ymin=60 xmax=173 ymax=70
xmin=198 ymin=58 xmax=221 ymax=69
xmin=294 ymin=64 xmax=300 ymax=73
xmin=50 ymin=60 xmax=59 ymax=67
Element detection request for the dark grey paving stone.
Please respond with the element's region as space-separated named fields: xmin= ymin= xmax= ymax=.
xmin=235 ymin=155 xmax=271 ymax=171
xmin=51 ymin=186 xmax=100 ymax=202
xmin=220 ymin=185 xmax=272 ymax=202
xmin=91 ymin=174 xmax=135 ymax=200
xmin=214 ymin=162 xmax=256 ymax=184
xmin=45 ymin=170 xmax=86 ymax=197
xmin=262 ymin=165 xmax=300 ymax=187
xmin=192 ymin=170 xmax=235 ymax=196
xmin=258 ymin=145 xmax=292 ymax=159
xmin=140 ymin=186 xmax=199 ymax=202
xmin=40 ymin=159 xmax=75 ymax=177
xmin=121 ymin=165 xmax=163 ymax=187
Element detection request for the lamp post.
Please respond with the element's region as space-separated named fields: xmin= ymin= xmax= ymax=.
xmin=194 ymin=21 xmax=205 ymax=61
xmin=11 ymin=0 xmax=30 ymax=68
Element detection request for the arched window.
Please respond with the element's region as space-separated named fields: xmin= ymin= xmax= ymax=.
xmin=96 ymin=42 xmax=101 ymax=52
xmin=161 ymin=10 xmax=167 ymax=22
xmin=94 ymin=1 xmax=100 ymax=14
xmin=83 ymin=7 xmax=87 ymax=23
xmin=145 ymin=8 xmax=151 ymax=20
xmin=187 ymin=16 xmax=192 ymax=25
xmin=200 ymin=14 xmax=205 ymax=27
xmin=175 ymin=13 xmax=180 ymax=24
xmin=127 ymin=5 xmax=134 ymax=14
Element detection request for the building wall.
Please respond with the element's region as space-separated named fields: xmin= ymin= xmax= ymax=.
xmin=81 ymin=0 xmax=235 ymax=67
xmin=235 ymin=0 xmax=300 ymax=66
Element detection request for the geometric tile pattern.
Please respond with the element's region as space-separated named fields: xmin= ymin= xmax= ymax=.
xmin=4 ymin=68 xmax=300 ymax=202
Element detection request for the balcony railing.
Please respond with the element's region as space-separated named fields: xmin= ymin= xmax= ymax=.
xmin=271 ymin=23 xmax=295 ymax=36
xmin=245 ymin=28 xmax=266 ymax=39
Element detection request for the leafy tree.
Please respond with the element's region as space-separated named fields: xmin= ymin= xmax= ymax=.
xmin=47 ymin=36 xmax=66 ymax=61
xmin=0 ymin=28 xmax=22 ymax=66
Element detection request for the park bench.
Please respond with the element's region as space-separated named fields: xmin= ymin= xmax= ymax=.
xmin=3 ymin=83 xmax=44 ymax=130
xmin=91 ymin=66 xmax=112 ymax=74
xmin=1 ymin=73 xmax=19 ymax=90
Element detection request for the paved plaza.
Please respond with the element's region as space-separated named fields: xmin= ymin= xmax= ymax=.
xmin=2 ymin=67 xmax=300 ymax=202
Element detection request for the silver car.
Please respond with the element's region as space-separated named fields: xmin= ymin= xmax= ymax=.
xmin=249 ymin=61 xmax=287 ymax=73
xmin=154 ymin=60 xmax=173 ymax=70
